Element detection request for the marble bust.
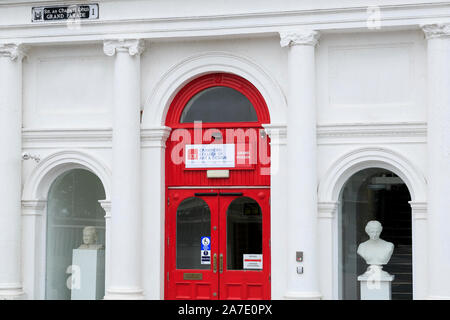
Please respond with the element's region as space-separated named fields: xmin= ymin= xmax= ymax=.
xmin=357 ymin=221 xmax=394 ymax=278
xmin=78 ymin=226 xmax=104 ymax=250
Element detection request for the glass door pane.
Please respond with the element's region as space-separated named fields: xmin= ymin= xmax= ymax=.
xmin=226 ymin=197 xmax=262 ymax=270
xmin=176 ymin=197 xmax=211 ymax=269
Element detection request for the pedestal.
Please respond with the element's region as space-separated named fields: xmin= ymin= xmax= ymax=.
xmin=71 ymin=249 xmax=105 ymax=300
xmin=358 ymin=266 xmax=394 ymax=300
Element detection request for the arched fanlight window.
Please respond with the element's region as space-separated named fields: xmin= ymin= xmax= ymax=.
xmin=180 ymin=86 xmax=258 ymax=123
xmin=165 ymin=73 xmax=270 ymax=127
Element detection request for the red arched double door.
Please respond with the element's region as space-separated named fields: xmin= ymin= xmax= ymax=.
xmin=164 ymin=73 xmax=271 ymax=300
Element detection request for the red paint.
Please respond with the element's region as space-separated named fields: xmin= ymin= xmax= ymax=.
xmin=165 ymin=73 xmax=271 ymax=187
xmin=164 ymin=73 xmax=271 ymax=300
xmin=165 ymin=188 xmax=271 ymax=300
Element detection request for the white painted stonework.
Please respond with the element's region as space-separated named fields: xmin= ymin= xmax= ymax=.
xmin=0 ymin=0 xmax=449 ymax=300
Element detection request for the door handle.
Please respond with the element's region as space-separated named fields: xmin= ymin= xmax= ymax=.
xmin=219 ymin=253 xmax=223 ymax=273
xmin=213 ymin=253 xmax=217 ymax=273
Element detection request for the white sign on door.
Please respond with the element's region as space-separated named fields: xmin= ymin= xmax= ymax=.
xmin=243 ymin=254 xmax=263 ymax=270
xmin=186 ymin=144 xmax=235 ymax=168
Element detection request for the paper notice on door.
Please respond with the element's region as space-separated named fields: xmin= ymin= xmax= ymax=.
xmin=243 ymin=254 xmax=263 ymax=270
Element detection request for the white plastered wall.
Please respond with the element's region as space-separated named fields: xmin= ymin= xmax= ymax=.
xmin=19 ymin=26 xmax=429 ymax=300
xmin=316 ymin=30 xmax=428 ymax=299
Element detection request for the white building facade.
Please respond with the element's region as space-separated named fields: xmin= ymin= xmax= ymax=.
xmin=0 ymin=0 xmax=449 ymax=300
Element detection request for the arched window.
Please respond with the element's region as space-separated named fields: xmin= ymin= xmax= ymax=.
xmin=45 ymin=169 xmax=106 ymax=300
xmin=180 ymin=86 xmax=258 ymax=123
xmin=165 ymin=73 xmax=270 ymax=127
xmin=339 ymin=168 xmax=412 ymax=300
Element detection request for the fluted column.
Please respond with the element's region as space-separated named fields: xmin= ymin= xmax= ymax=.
xmin=422 ymin=23 xmax=450 ymax=299
xmin=0 ymin=44 xmax=26 ymax=300
xmin=280 ymin=30 xmax=321 ymax=299
xmin=103 ymin=39 xmax=145 ymax=299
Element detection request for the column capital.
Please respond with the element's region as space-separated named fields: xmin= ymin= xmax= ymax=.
xmin=262 ymin=123 xmax=287 ymax=146
xmin=409 ymin=201 xmax=427 ymax=220
xmin=103 ymin=39 xmax=145 ymax=57
xmin=0 ymin=43 xmax=27 ymax=61
xmin=98 ymin=199 xmax=111 ymax=219
xmin=21 ymin=200 xmax=47 ymax=216
xmin=318 ymin=201 xmax=339 ymax=219
xmin=421 ymin=23 xmax=450 ymax=40
xmin=141 ymin=126 xmax=172 ymax=148
xmin=279 ymin=29 xmax=320 ymax=47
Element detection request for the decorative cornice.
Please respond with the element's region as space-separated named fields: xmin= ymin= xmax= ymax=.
xmin=409 ymin=201 xmax=427 ymax=220
xmin=318 ymin=201 xmax=339 ymax=219
xmin=141 ymin=126 xmax=172 ymax=148
xmin=279 ymin=30 xmax=320 ymax=47
xmin=21 ymin=200 xmax=47 ymax=216
xmin=421 ymin=23 xmax=450 ymax=40
xmin=262 ymin=123 xmax=287 ymax=146
xmin=317 ymin=122 xmax=427 ymax=145
xmin=0 ymin=43 xmax=27 ymax=61
xmin=98 ymin=200 xmax=111 ymax=218
xmin=103 ymin=39 xmax=145 ymax=56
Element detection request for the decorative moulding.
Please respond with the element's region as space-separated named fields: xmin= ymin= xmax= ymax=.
xmin=0 ymin=43 xmax=27 ymax=60
xmin=141 ymin=126 xmax=172 ymax=148
xmin=318 ymin=201 xmax=339 ymax=219
xmin=21 ymin=200 xmax=47 ymax=216
xmin=317 ymin=122 xmax=427 ymax=139
xmin=279 ymin=30 xmax=320 ymax=47
xmin=318 ymin=146 xmax=427 ymax=203
xmin=409 ymin=201 xmax=427 ymax=220
xmin=262 ymin=124 xmax=287 ymax=146
xmin=103 ymin=39 xmax=145 ymax=56
xmin=421 ymin=23 xmax=450 ymax=39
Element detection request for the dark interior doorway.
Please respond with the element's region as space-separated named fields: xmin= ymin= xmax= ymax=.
xmin=339 ymin=168 xmax=412 ymax=300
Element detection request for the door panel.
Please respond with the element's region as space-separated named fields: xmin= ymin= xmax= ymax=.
xmin=218 ymin=189 xmax=270 ymax=300
xmin=165 ymin=188 xmax=270 ymax=300
xmin=166 ymin=189 xmax=219 ymax=300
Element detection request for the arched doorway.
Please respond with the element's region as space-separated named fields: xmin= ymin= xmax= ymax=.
xmin=164 ymin=73 xmax=271 ymax=300
xmin=339 ymin=168 xmax=412 ymax=300
xmin=45 ymin=168 xmax=106 ymax=300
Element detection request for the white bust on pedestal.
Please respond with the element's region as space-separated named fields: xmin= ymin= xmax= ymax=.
xmin=71 ymin=226 xmax=105 ymax=300
xmin=357 ymin=220 xmax=395 ymax=300
xmin=78 ymin=226 xmax=105 ymax=250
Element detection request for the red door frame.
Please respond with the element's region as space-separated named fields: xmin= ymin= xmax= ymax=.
xmin=164 ymin=73 xmax=271 ymax=300
xmin=165 ymin=188 xmax=270 ymax=300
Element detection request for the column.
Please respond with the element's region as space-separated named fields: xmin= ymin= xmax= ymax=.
xmin=21 ymin=200 xmax=46 ymax=300
xmin=98 ymin=200 xmax=111 ymax=298
xmin=318 ymin=201 xmax=339 ymax=300
xmin=141 ymin=126 xmax=171 ymax=299
xmin=279 ymin=30 xmax=321 ymax=299
xmin=409 ymin=201 xmax=427 ymax=299
xmin=103 ymin=39 xmax=145 ymax=299
xmin=262 ymin=124 xmax=288 ymax=299
xmin=422 ymin=23 xmax=450 ymax=299
xmin=0 ymin=44 xmax=26 ymax=300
